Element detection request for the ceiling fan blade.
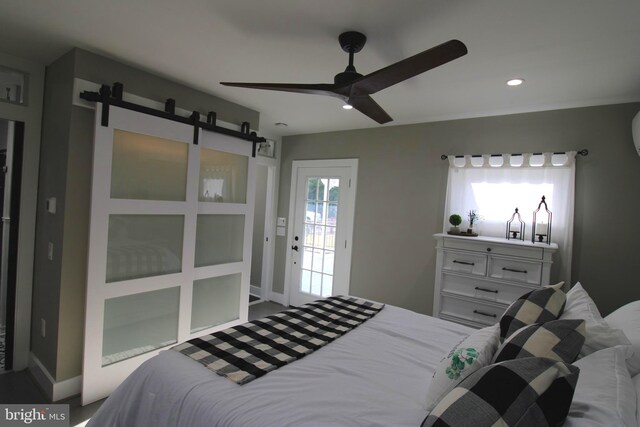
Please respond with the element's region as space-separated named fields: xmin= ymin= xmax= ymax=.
xmin=350 ymin=40 xmax=468 ymax=95
xmin=220 ymin=82 xmax=341 ymax=98
xmin=348 ymin=96 xmax=393 ymax=124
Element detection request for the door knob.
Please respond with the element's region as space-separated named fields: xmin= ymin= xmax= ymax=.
xmin=291 ymin=245 xmax=299 ymax=252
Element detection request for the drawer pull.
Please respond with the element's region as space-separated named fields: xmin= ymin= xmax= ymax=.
xmin=453 ymin=260 xmax=475 ymax=266
xmin=473 ymin=310 xmax=497 ymax=318
xmin=475 ymin=286 xmax=498 ymax=294
xmin=502 ymin=267 xmax=528 ymax=274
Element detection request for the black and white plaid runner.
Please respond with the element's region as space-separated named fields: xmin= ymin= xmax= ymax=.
xmin=173 ymin=295 xmax=384 ymax=384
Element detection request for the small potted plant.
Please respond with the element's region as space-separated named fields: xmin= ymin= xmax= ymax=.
xmin=448 ymin=214 xmax=462 ymax=234
xmin=467 ymin=210 xmax=480 ymax=234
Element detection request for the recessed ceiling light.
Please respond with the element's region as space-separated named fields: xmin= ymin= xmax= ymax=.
xmin=342 ymin=104 xmax=353 ymax=110
xmin=274 ymin=122 xmax=288 ymax=127
xmin=507 ymin=78 xmax=524 ymax=86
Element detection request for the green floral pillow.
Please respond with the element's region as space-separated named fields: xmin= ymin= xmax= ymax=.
xmin=446 ymin=348 xmax=478 ymax=379
xmin=425 ymin=324 xmax=500 ymax=411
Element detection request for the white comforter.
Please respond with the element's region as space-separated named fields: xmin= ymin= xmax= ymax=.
xmin=88 ymin=305 xmax=472 ymax=427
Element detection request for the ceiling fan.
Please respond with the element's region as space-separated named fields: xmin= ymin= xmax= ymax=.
xmin=221 ymin=31 xmax=467 ymax=124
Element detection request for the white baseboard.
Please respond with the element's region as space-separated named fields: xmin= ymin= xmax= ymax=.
xmin=250 ymin=285 xmax=262 ymax=298
xmin=269 ymin=291 xmax=286 ymax=306
xmin=28 ymin=353 xmax=82 ymax=402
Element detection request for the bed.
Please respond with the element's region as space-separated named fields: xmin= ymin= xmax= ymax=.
xmin=87 ymin=286 xmax=640 ymax=427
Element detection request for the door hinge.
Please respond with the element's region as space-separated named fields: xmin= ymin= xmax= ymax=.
xmin=344 ymin=240 xmax=347 ymax=248
xmin=348 ymin=178 xmax=351 ymax=188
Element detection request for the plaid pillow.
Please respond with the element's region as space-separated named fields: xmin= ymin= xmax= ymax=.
xmin=493 ymin=319 xmax=586 ymax=364
xmin=500 ymin=282 xmax=566 ymax=340
xmin=421 ymin=357 xmax=580 ymax=427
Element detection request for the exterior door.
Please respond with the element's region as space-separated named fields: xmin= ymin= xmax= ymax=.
xmin=287 ymin=160 xmax=357 ymax=307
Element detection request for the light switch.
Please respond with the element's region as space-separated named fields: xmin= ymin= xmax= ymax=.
xmin=277 ymin=217 xmax=286 ymax=227
xmin=276 ymin=226 xmax=286 ymax=236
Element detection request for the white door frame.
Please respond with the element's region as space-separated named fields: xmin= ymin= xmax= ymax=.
xmin=283 ymin=159 xmax=358 ymax=306
xmin=251 ymin=155 xmax=279 ymax=301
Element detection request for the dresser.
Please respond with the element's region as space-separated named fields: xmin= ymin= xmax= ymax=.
xmin=433 ymin=233 xmax=558 ymax=328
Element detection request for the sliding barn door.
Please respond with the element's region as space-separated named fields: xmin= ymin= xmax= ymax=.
xmin=82 ymin=105 xmax=255 ymax=405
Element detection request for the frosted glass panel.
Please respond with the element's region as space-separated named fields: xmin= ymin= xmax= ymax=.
xmin=199 ymin=148 xmax=248 ymax=203
xmin=111 ymin=130 xmax=188 ymax=201
xmin=106 ymin=215 xmax=184 ymax=283
xmin=102 ymin=286 xmax=179 ymax=366
xmin=195 ymin=215 xmax=245 ymax=267
xmin=191 ymin=274 xmax=241 ymax=332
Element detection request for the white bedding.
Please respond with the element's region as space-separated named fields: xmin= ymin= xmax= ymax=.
xmin=88 ymin=305 xmax=471 ymax=427
xmin=87 ymin=303 xmax=634 ymax=427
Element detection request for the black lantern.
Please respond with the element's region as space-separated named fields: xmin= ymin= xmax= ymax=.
xmin=506 ymin=208 xmax=525 ymax=241
xmin=532 ymin=196 xmax=552 ymax=244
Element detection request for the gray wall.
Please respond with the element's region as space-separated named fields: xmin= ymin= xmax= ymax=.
xmin=31 ymin=48 xmax=260 ymax=382
xmin=275 ymin=103 xmax=640 ymax=316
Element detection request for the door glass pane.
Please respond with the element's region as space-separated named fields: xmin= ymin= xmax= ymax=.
xmin=102 ymin=286 xmax=179 ymax=366
xmin=191 ymin=274 xmax=241 ymax=332
xmin=199 ymin=148 xmax=248 ymax=203
xmin=195 ymin=214 xmax=245 ymax=267
xmin=301 ymin=270 xmax=311 ymax=293
xmin=111 ymin=130 xmax=188 ymax=201
xmin=106 ymin=215 xmax=184 ymax=283
xmin=300 ymin=176 xmax=341 ymax=298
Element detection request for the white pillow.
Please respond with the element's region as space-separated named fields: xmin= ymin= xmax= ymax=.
xmin=606 ymin=300 xmax=640 ymax=376
xmin=564 ymin=346 xmax=637 ymax=427
xmin=606 ymin=301 xmax=640 ymax=345
xmin=425 ymin=323 xmax=500 ymax=411
xmin=560 ymin=282 xmax=630 ymax=357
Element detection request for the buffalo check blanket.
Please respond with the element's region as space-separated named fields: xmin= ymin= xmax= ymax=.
xmin=172 ymin=295 xmax=385 ymax=385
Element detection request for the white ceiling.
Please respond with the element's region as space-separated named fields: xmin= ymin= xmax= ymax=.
xmin=1 ymin=0 xmax=640 ymax=138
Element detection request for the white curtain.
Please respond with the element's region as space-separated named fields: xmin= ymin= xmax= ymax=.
xmin=443 ymin=152 xmax=576 ymax=284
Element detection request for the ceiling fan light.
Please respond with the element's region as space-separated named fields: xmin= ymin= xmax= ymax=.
xmin=342 ymin=104 xmax=353 ymax=110
xmin=507 ymin=78 xmax=524 ymax=86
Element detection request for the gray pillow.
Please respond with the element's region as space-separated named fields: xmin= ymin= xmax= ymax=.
xmin=421 ymin=357 xmax=580 ymax=427
xmin=500 ymin=282 xmax=566 ymax=340
xmin=493 ymin=319 xmax=586 ymax=364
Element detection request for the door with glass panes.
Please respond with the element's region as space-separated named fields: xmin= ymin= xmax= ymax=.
xmin=82 ymin=105 xmax=254 ymax=405
xmin=288 ymin=160 xmax=357 ymax=307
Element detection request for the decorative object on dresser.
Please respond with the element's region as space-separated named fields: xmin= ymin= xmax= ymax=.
xmin=467 ymin=209 xmax=480 ymax=234
xmin=505 ymin=207 xmax=525 ymax=241
xmin=433 ymin=233 xmax=558 ymax=328
xmin=448 ymin=214 xmax=462 ymax=234
xmin=532 ymin=195 xmax=552 ymax=244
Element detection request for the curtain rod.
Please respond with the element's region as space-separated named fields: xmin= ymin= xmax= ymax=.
xmin=439 ymin=149 xmax=589 ymax=161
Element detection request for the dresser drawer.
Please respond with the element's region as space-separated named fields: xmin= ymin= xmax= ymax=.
xmin=443 ymin=238 xmax=543 ymax=260
xmin=442 ymin=251 xmax=487 ymax=276
xmin=439 ymin=295 xmax=505 ymax=326
xmin=488 ymin=257 xmax=542 ymax=285
xmin=441 ymin=274 xmax=528 ymax=306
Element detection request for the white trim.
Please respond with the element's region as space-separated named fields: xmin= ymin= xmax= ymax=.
xmin=28 ymin=353 xmax=82 ymax=402
xmin=268 ymin=291 xmax=286 ymax=306
xmin=250 ymin=285 xmax=262 ymax=299
xmin=283 ymin=159 xmax=358 ymax=306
